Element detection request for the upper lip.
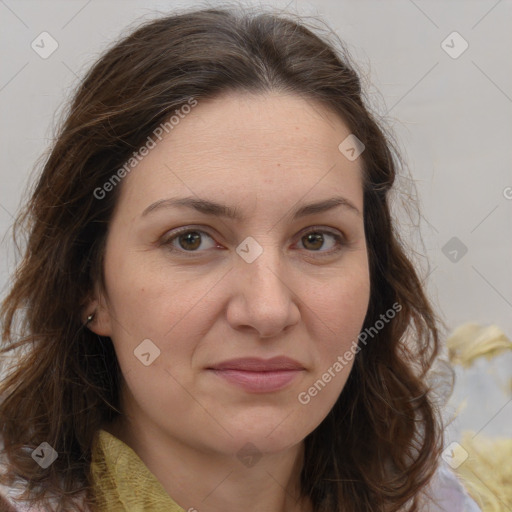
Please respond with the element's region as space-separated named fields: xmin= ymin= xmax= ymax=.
xmin=208 ymin=356 xmax=304 ymax=371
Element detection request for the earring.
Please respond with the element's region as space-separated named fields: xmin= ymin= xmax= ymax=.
xmin=85 ymin=311 xmax=96 ymax=326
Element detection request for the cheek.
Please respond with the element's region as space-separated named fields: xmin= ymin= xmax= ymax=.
xmin=302 ymin=263 xmax=370 ymax=396
xmin=309 ymin=262 xmax=370 ymax=345
xmin=103 ymin=241 xmax=202 ymax=336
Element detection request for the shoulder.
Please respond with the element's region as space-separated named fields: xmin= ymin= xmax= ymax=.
xmin=0 ymin=471 xmax=91 ymax=512
xmin=0 ymin=480 xmax=43 ymax=512
xmin=419 ymin=460 xmax=482 ymax=512
xmin=0 ymin=438 xmax=89 ymax=512
xmin=0 ymin=436 xmax=34 ymax=511
xmin=0 ymin=474 xmax=91 ymax=512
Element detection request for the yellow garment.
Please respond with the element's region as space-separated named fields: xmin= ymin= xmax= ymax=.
xmin=90 ymin=429 xmax=185 ymax=512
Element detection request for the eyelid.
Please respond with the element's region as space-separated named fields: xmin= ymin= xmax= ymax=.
xmin=296 ymin=224 xmax=345 ymax=240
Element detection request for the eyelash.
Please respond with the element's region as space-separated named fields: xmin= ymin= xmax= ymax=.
xmin=159 ymin=226 xmax=347 ymax=257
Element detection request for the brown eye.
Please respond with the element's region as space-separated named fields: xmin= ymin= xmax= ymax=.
xmin=297 ymin=229 xmax=345 ymax=255
xmin=302 ymin=232 xmax=324 ymax=250
xmin=178 ymin=231 xmax=202 ymax=250
xmin=162 ymin=229 xmax=217 ymax=252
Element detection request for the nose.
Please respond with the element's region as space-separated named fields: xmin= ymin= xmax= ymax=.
xmin=225 ymin=244 xmax=301 ymax=338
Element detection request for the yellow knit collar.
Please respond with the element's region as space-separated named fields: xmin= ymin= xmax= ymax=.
xmin=90 ymin=429 xmax=185 ymax=512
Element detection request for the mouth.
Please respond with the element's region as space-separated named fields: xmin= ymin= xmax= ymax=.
xmin=206 ymin=357 xmax=305 ymax=393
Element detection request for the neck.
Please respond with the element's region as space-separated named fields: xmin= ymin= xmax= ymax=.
xmin=103 ymin=415 xmax=312 ymax=512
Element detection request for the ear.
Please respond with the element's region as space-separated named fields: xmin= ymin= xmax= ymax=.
xmin=81 ymin=287 xmax=113 ymax=337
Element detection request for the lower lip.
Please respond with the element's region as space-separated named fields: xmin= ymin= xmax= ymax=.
xmin=209 ymin=369 xmax=302 ymax=393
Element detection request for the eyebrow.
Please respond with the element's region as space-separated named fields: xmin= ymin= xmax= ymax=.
xmin=141 ymin=195 xmax=361 ymax=220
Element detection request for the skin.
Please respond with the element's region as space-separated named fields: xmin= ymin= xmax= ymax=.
xmin=86 ymin=91 xmax=371 ymax=512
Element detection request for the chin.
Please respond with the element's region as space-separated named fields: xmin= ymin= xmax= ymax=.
xmin=218 ymin=414 xmax=312 ymax=454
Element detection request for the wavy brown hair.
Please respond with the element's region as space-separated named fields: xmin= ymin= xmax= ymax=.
xmin=0 ymin=5 xmax=446 ymax=511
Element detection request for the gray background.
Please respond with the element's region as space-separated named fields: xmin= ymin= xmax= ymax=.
xmin=1 ymin=0 xmax=511 ymax=446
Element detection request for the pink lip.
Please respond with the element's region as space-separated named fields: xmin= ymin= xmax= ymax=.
xmin=207 ymin=357 xmax=305 ymax=393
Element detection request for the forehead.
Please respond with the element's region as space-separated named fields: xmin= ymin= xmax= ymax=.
xmin=164 ymin=91 xmax=356 ymax=163
xmin=115 ymin=91 xmax=364 ymax=218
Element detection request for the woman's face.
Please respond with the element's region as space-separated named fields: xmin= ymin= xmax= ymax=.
xmin=90 ymin=91 xmax=370 ymax=457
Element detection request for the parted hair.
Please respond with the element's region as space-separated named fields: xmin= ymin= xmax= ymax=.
xmin=0 ymin=5 xmax=445 ymax=511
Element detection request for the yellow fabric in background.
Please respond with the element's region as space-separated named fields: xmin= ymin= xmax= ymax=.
xmin=446 ymin=322 xmax=512 ymax=512
xmin=454 ymin=432 xmax=512 ymax=512
xmin=90 ymin=429 xmax=185 ymax=512
xmin=446 ymin=323 xmax=512 ymax=368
